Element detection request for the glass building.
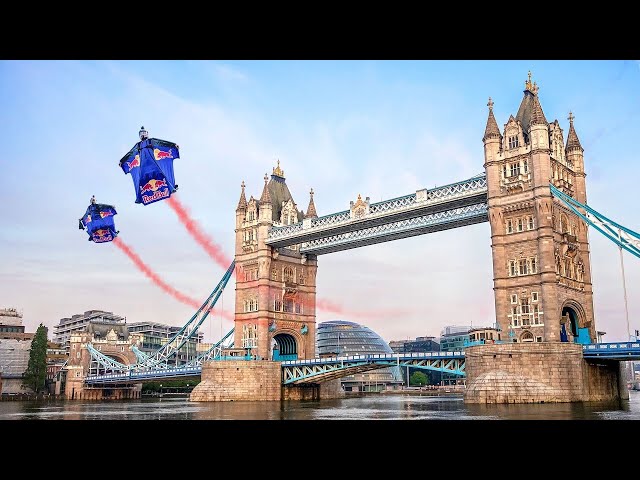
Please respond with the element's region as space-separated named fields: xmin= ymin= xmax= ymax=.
xmin=316 ymin=320 xmax=403 ymax=392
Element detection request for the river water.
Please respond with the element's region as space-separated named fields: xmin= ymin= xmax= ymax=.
xmin=1 ymin=390 xmax=639 ymax=420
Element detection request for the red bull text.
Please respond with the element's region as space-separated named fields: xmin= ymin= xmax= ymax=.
xmin=140 ymin=178 xmax=170 ymax=204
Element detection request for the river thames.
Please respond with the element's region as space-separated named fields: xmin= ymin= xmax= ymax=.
xmin=1 ymin=390 xmax=639 ymax=420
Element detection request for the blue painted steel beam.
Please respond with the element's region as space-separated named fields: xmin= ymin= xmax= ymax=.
xmin=582 ymin=342 xmax=640 ymax=360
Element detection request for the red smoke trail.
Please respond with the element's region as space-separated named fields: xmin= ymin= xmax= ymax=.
xmin=166 ymin=195 xmax=232 ymax=270
xmin=316 ymin=298 xmax=410 ymax=320
xmin=113 ymin=236 xmax=234 ymax=321
xmin=165 ymin=195 xmax=408 ymax=320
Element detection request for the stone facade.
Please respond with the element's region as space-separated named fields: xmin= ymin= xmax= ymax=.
xmin=234 ymin=163 xmax=318 ymax=361
xmin=190 ymin=360 xmax=282 ymax=401
xmin=483 ymin=73 xmax=596 ymax=344
xmin=64 ymin=329 xmax=142 ymax=400
xmin=464 ymin=343 xmax=622 ymax=403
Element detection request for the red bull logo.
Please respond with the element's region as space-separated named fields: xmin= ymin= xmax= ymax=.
xmin=153 ymin=148 xmax=174 ymax=160
xmin=140 ymin=178 xmax=168 ymax=194
xmin=92 ymin=228 xmax=113 ymax=243
xmin=99 ymin=211 xmax=114 ymax=218
xmin=140 ymin=178 xmax=170 ymax=204
xmin=127 ymin=154 xmax=141 ymax=170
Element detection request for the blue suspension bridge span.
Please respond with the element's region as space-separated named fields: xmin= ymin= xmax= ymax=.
xmin=81 ymin=175 xmax=640 ymax=387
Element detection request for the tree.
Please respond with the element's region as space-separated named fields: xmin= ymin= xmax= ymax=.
xmin=23 ymin=323 xmax=48 ymax=393
xmin=410 ymin=371 xmax=428 ymax=387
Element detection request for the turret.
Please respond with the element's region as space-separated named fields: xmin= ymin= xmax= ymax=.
xmin=566 ymin=112 xmax=586 ymax=204
xmin=483 ymin=97 xmax=502 ymax=161
xmin=483 ymin=97 xmax=503 ymax=199
xmin=305 ymin=188 xmax=318 ymax=219
xmin=528 ymin=81 xmax=549 ymax=151
xmin=259 ymin=173 xmax=273 ymax=223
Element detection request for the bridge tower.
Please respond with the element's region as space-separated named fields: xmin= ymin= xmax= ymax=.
xmin=483 ymin=72 xmax=596 ymax=344
xmin=234 ymin=161 xmax=318 ymax=360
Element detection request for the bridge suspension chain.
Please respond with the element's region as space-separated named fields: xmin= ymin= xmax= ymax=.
xmin=133 ymin=260 xmax=236 ymax=370
xmin=550 ymin=184 xmax=640 ymax=259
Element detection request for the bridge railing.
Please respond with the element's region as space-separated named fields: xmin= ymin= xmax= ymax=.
xmin=583 ymin=342 xmax=640 ymax=352
xmin=280 ymin=351 xmax=464 ymax=366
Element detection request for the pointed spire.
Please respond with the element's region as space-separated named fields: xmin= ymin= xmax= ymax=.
xmin=259 ymin=173 xmax=272 ymax=204
xmin=236 ymin=181 xmax=247 ymax=211
xmin=305 ymin=188 xmax=318 ymax=219
xmin=566 ymin=111 xmax=583 ymax=152
xmin=483 ymin=97 xmax=501 ymax=141
xmin=530 ymin=90 xmax=548 ymax=126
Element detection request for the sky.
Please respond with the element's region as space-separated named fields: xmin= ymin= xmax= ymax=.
xmin=1 ymin=60 xmax=639 ymax=345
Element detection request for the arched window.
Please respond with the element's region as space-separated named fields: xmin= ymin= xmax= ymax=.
xmin=561 ymin=214 xmax=569 ymax=233
xmin=283 ymin=267 xmax=294 ymax=283
xmin=521 ymin=331 xmax=534 ymax=342
xmin=298 ymin=269 xmax=305 ymax=285
xmin=271 ymin=267 xmax=278 ymax=281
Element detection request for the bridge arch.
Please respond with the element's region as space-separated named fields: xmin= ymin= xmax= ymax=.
xmin=559 ymin=300 xmax=587 ymax=343
xmin=272 ymin=330 xmax=303 ymax=361
xmin=103 ymin=353 xmax=130 ymax=365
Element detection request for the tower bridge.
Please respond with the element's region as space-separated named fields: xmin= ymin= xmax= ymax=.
xmin=77 ymin=72 xmax=640 ymax=404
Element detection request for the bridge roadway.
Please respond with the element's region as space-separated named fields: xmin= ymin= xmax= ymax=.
xmin=83 ymin=342 xmax=640 ymax=386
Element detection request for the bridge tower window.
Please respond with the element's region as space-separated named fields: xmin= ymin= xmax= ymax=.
xmin=508 ymin=136 xmax=519 ymax=150
xmin=518 ymin=259 xmax=528 ymax=275
xmin=506 ymin=219 xmax=513 ymax=234
xmin=274 ymin=295 xmax=282 ymax=312
xmin=521 ymin=298 xmax=531 ymax=326
xmin=509 ymin=162 xmax=520 ymax=177
xmin=283 ymin=267 xmax=294 ymax=283
xmin=242 ymin=324 xmax=258 ymax=348
xmin=283 ymin=299 xmax=294 ymax=313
